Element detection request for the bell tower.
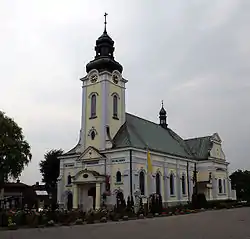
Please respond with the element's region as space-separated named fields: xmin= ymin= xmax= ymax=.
xmin=78 ymin=13 xmax=127 ymax=151
xmin=159 ymin=101 xmax=168 ymax=129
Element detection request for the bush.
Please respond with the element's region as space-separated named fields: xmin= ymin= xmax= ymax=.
xmin=86 ymin=211 xmax=95 ymax=224
xmin=149 ymin=194 xmax=163 ymax=214
xmin=137 ymin=198 xmax=144 ymax=216
xmin=0 ymin=211 xmax=9 ymax=227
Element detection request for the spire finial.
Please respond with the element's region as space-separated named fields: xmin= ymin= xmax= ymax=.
xmin=104 ymin=12 xmax=108 ymax=33
xmin=161 ymin=100 xmax=164 ymax=108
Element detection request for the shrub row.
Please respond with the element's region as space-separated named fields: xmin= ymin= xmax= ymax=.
xmin=0 ymin=200 xmax=249 ymax=230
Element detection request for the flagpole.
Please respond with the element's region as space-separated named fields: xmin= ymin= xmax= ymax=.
xmin=146 ymin=145 xmax=150 ymax=213
xmin=146 ymin=145 xmax=152 ymax=197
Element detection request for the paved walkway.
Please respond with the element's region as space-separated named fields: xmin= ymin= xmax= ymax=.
xmin=1 ymin=207 xmax=250 ymax=239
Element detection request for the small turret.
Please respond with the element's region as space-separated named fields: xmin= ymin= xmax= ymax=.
xmin=159 ymin=100 xmax=168 ymax=129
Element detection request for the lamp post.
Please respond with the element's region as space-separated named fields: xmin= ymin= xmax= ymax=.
xmin=193 ymin=163 xmax=198 ymax=195
xmin=49 ymin=192 xmax=52 ymax=209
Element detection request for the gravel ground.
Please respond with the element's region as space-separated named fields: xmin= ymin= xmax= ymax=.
xmin=1 ymin=207 xmax=250 ymax=239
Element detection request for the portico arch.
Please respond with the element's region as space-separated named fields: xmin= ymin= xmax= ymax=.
xmin=72 ymin=169 xmax=105 ymax=210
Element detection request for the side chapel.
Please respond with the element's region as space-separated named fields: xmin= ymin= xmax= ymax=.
xmin=57 ymin=14 xmax=236 ymax=211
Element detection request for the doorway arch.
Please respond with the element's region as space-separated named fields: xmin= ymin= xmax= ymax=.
xmin=67 ymin=192 xmax=73 ymax=211
xmin=88 ymin=186 xmax=96 ymax=209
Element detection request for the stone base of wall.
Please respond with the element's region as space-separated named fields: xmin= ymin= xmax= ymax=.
xmin=163 ymin=201 xmax=189 ymax=207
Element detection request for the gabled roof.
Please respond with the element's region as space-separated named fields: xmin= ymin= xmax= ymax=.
xmin=62 ymin=113 xmax=218 ymax=161
xmin=184 ymin=136 xmax=213 ymax=160
xmin=63 ymin=144 xmax=79 ymax=156
xmin=78 ymin=146 xmax=106 ymax=161
xmin=113 ymin=113 xmax=194 ymax=159
xmin=3 ymin=182 xmax=28 ymax=188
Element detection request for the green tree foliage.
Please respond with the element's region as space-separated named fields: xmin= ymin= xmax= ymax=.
xmin=0 ymin=111 xmax=32 ymax=183
xmin=230 ymin=170 xmax=250 ymax=201
xmin=39 ymin=149 xmax=63 ymax=190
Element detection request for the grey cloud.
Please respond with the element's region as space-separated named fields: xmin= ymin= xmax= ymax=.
xmin=0 ymin=0 xmax=249 ymax=184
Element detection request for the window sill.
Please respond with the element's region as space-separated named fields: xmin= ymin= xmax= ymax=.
xmin=115 ymin=182 xmax=123 ymax=185
xmin=113 ymin=116 xmax=119 ymax=120
xmin=66 ymin=184 xmax=72 ymax=187
xmin=218 ymin=193 xmax=227 ymax=195
xmin=89 ymin=116 xmax=97 ymax=120
xmin=170 ymin=194 xmax=176 ymax=197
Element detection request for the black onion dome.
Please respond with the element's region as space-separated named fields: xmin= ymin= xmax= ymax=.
xmin=86 ymin=30 xmax=123 ymax=73
xmin=96 ymin=32 xmax=114 ymax=45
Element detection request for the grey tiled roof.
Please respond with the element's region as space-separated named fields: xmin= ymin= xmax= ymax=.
xmin=63 ymin=113 xmax=214 ymax=160
xmin=63 ymin=144 xmax=79 ymax=156
xmin=113 ymin=113 xmax=194 ymax=158
xmin=184 ymin=136 xmax=213 ymax=160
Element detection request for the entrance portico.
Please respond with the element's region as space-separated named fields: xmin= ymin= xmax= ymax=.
xmin=197 ymin=181 xmax=213 ymax=200
xmin=72 ymin=169 xmax=105 ymax=210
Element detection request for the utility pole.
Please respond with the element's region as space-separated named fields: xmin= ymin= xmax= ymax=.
xmin=187 ymin=161 xmax=190 ymax=203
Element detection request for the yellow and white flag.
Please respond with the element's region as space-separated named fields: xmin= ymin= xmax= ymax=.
xmin=146 ymin=148 xmax=153 ymax=196
xmin=147 ymin=149 xmax=153 ymax=174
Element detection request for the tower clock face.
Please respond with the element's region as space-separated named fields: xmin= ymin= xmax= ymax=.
xmin=90 ymin=73 xmax=98 ymax=83
xmin=112 ymin=74 xmax=119 ymax=84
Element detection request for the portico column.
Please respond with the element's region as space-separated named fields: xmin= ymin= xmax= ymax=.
xmin=73 ymin=184 xmax=78 ymax=209
xmin=95 ymin=182 xmax=101 ymax=209
xmin=57 ymin=179 xmax=61 ymax=204
xmin=228 ymin=179 xmax=232 ymax=200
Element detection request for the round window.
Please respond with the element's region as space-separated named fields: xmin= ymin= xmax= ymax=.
xmin=83 ymin=174 xmax=88 ymax=178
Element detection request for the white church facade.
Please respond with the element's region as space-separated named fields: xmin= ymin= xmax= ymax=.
xmin=57 ymin=16 xmax=236 ymax=211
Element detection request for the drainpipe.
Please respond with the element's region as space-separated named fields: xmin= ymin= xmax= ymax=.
xmin=129 ymin=149 xmax=133 ymax=197
xmin=187 ymin=161 xmax=190 ymax=203
xmin=104 ymin=157 xmax=107 ymax=176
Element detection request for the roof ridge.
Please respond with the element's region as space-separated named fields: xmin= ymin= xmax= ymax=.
xmin=124 ymin=123 xmax=132 ymax=146
xmin=126 ymin=112 xmax=162 ymax=128
xmin=167 ymin=128 xmax=194 ymax=157
xmin=112 ymin=122 xmax=131 ymax=147
xmin=185 ymin=135 xmax=212 ymax=141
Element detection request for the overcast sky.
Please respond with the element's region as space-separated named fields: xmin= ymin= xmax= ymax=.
xmin=0 ymin=0 xmax=249 ymax=184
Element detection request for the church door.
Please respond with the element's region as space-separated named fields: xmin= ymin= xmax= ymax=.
xmin=88 ymin=186 xmax=96 ymax=209
xmin=67 ymin=193 xmax=73 ymax=211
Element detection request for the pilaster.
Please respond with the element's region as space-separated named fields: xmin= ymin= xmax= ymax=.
xmin=163 ymin=164 xmax=169 ymax=202
xmin=212 ymin=176 xmax=217 ymax=200
xmin=176 ymin=163 xmax=181 ymax=200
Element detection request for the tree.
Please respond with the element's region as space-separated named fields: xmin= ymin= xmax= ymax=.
xmin=0 ymin=111 xmax=32 ymax=184
xmin=39 ymin=149 xmax=63 ymax=191
xmin=230 ymin=170 xmax=250 ymax=201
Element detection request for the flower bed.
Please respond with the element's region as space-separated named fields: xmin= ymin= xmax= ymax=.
xmin=0 ymin=200 xmax=248 ymax=230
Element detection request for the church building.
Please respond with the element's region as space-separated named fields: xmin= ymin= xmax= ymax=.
xmin=57 ymin=15 xmax=236 ymax=211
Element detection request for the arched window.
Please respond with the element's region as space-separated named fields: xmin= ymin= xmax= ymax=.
xmin=156 ymin=173 xmax=161 ymax=195
xmin=182 ymin=174 xmax=186 ymax=195
xmin=90 ymin=94 xmax=96 ymax=118
xmin=67 ymin=175 xmax=72 ymax=185
xmin=218 ymin=179 xmax=222 ymax=194
xmin=116 ymin=171 xmax=122 ymax=182
xmin=113 ymin=95 xmax=118 ymax=118
xmin=139 ymin=171 xmax=145 ymax=195
xmin=223 ymin=179 xmax=226 ymax=193
xmin=91 ymin=131 xmax=96 ymax=140
xmin=170 ymin=173 xmax=174 ymax=195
